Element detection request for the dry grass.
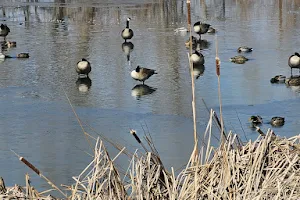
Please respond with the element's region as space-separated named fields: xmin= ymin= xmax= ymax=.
xmin=4 ymin=110 xmax=300 ymax=199
xmin=65 ymin=111 xmax=300 ymax=199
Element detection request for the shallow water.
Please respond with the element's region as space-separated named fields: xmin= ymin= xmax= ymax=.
xmin=0 ymin=0 xmax=300 ymax=195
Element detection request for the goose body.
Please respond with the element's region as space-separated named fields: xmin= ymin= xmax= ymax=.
xmin=190 ymin=51 xmax=205 ymax=65
xmin=193 ymin=21 xmax=211 ymax=35
xmin=237 ymin=46 xmax=253 ymax=53
xmin=288 ymin=52 xmax=300 ymax=75
xmin=270 ymin=75 xmax=286 ymax=83
xmin=270 ymin=117 xmax=285 ymax=127
xmin=285 ymin=75 xmax=300 ymax=86
xmin=0 ymin=52 xmax=29 ymax=59
xmin=207 ymin=26 xmax=216 ymax=34
xmin=249 ymin=115 xmax=263 ymax=126
xmin=121 ymin=18 xmax=134 ymax=42
xmin=230 ymin=55 xmax=248 ymax=64
xmin=0 ymin=24 xmax=10 ymax=38
xmin=76 ymin=58 xmax=91 ymax=77
xmin=131 ymin=66 xmax=157 ymax=84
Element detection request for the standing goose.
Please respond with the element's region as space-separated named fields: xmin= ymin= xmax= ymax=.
xmin=76 ymin=58 xmax=91 ymax=77
xmin=0 ymin=24 xmax=10 ymax=39
xmin=121 ymin=18 xmax=134 ymax=42
xmin=193 ymin=21 xmax=210 ymax=39
xmin=190 ymin=50 xmax=205 ymax=65
xmin=288 ymin=52 xmax=300 ymax=75
xmin=131 ymin=66 xmax=157 ymax=84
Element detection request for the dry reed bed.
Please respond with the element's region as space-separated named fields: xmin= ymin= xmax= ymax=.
xmin=3 ymin=114 xmax=300 ymax=199
xmin=67 ymin=131 xmax=300 ymax=199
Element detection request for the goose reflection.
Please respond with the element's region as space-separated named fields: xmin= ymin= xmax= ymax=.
xmin=122 ymin=41 xmax=134 ymax=62
xmin=185 ymin=38 xmax=210 ymax=51
xmin=131 ymin=84 xmax=156 ymax=98
xmin=193 ymin=64 xmax=205 ymax=79
xmin=197 ymin=39 xmax=210 ymax=50
xmin=76 ymin=77 xmax=92 ymax=92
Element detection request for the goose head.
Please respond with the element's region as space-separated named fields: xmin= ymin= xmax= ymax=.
xmin=135 ymin=65 xmax=141 ymax=72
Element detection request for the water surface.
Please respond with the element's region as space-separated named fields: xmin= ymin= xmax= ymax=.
xmin=0 ymin=0 xmax=300 ymax=194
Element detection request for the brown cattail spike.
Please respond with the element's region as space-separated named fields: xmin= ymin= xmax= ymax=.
xmin=216 ymin=57 xmax=220 ymax=76
xmin=20 ymin=157 xmax=40 ymax=175
xmin=130 ymin=129 xmax=141 ymax=143
xmin=187 ymin=0 xmax=191 ymax=31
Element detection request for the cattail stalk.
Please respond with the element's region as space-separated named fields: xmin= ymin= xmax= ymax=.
xmin=11 ymin=150 xmax=67 ymax=198
xmin=215 ymin=35 xmax=225 ymax=145
xmin=130 ymin=129 xmax=148 ymax=152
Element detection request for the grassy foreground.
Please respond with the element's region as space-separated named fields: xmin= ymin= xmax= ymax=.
xmin=2 ymin=110 xmax=300 ymax=199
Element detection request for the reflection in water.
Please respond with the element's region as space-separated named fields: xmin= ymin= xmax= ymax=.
xmin=193 ymin=64 xmax=205 ymax=79
xmin=197 ymin=39 xmax=211 ymax=50
xmin=122 ymin=41 xmax=134 ymax=62
xmin=76 ymin=77 xmax=92 ymax=93
xmin=185 ymin=38 xmax=211 ymax=51
xmin=131 ymin=84 xmax=156 ymax=98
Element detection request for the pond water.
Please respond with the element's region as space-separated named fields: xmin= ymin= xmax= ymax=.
xmin=0 ymin=0 xmax=300 ymax=195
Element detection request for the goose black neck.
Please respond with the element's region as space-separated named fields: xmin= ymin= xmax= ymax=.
xmin=126 ymin=20 xmax=129 ymax=28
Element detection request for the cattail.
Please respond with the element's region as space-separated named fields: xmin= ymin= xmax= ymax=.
xmin=130 ymin=129 xmax=141 ymax=143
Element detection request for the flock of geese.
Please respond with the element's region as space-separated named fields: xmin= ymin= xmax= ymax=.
xmin=0 ymin=23 xmax=30 ymax=59
xmin=177 ymin=20 xmax=300 ymax=129
xmin=2 ymin=17 xmax=300 ymax=128
xmin=249 ymin=52 xmax=300 ymax=128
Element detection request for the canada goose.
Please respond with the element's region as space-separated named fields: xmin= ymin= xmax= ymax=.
xmin=0 ymin=24 xmax=10 ymax=39
xmin=122 ymin=41 xmax=134 ymax=62
xmin=230 ymin=55 xmax=248 ymax=64
xmin=288 ymin=52 xmax=300 ymax=75
xmin=16 ymin=53 xmax=29 ymax=58
xmin=237 ymin=46 xmax=253 ymax=53
xmin=193 ymin=21 xmax=210 ymax=39
xmin=270 ymin=75 xmax=286 ymax=83
xmin=190 ymin=50 xmax=205 ymax=65
xmin=121 ymin=18 xmax=134 ymax=42
xmin=285 ymin=75 xmax=300 ymax=86
xmin=131 ymin=66 xmax=157 ymax=84
xmin=76 ymin=58 xmax=91 ymax=77
xmin=0 ymin=52 xmax=29 ymax=59
xmin=76 ymin=77 xmax=92 ymax=93
xmin=131 ymin=84 xmax=156 ymax=97
xmin=270 ymin=117 xmax=285 ymax=127
xmin=249 ymin=115 xmax=263 ymax=126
